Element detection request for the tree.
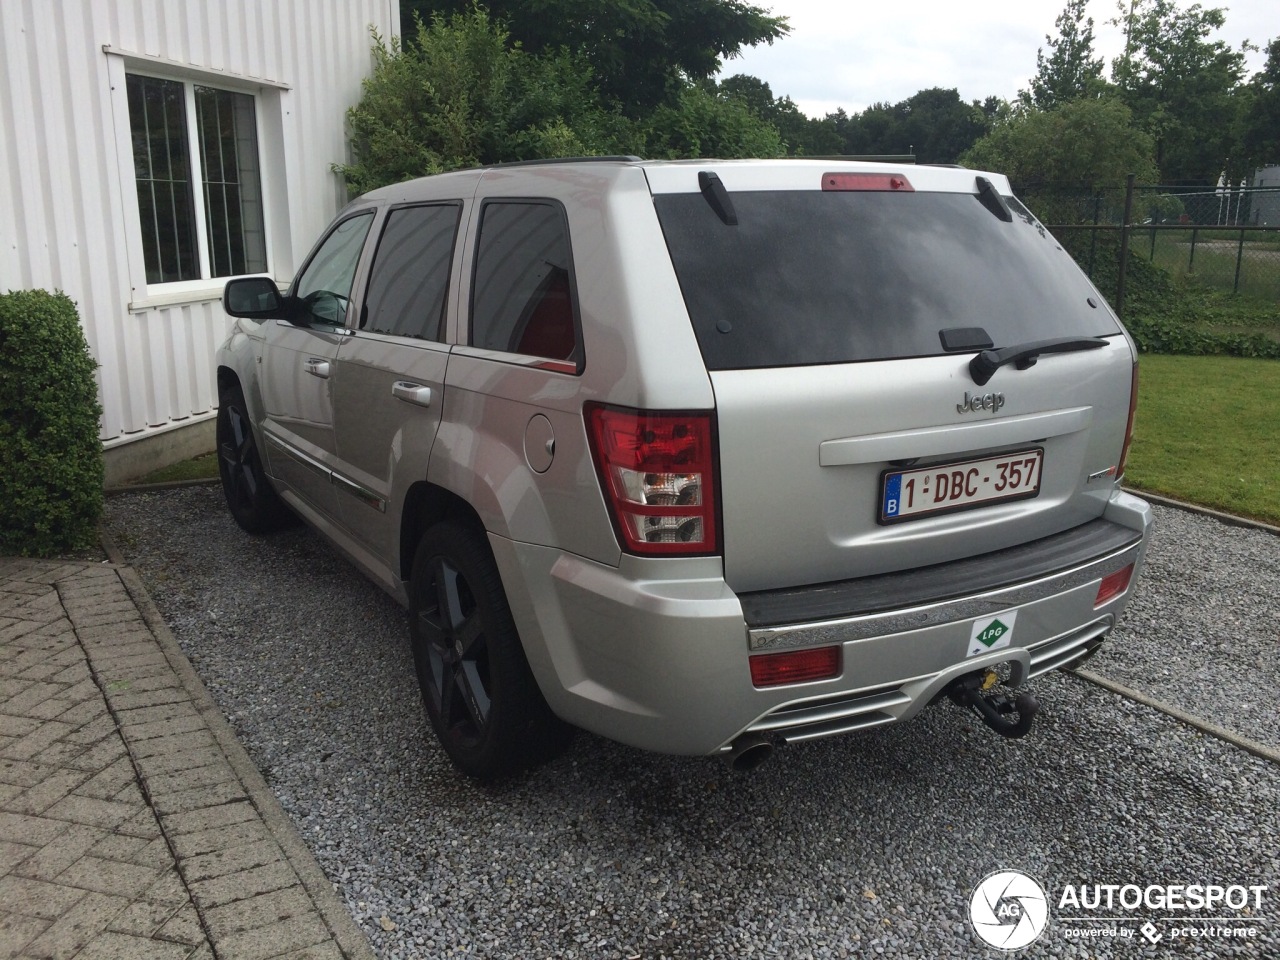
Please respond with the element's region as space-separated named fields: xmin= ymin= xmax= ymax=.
xmin=1110 ymin=0 xmax=1248 ymax=183
xmin=718 ymin=74 xmax=842 ymax=155
xmin=639 ymin=82 xmax=785 ymax=159
xmin=829 ymin=88 xmax=991 ymax=164
xmin=960 ymin=97 xmax=1158 ymax=193
xmin=402 ymin=0 xmax=789 ymax=114
xmin=1243 ymin=38 xmax=1280 ymax=168
xmin=337 ymin=10 xmax=629 ymax=194
xmin=1023 ymin=0 xmax=1105 ymax=108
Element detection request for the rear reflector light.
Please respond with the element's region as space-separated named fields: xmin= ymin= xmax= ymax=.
xmin=585 ymin=404 xmax=719 ymax=555
xmin=1095 ymin=564 xmax=1134 ymax=607
xmin=750 ymin=647 xmax=841 ymax=688
xmin=822 ymin=172 xmax=914 ymax=192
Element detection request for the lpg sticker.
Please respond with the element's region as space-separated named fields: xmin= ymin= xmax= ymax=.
xmin=968 ymin=611 xmax=1018 ymax=657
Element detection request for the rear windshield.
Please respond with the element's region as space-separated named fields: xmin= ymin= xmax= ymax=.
xmin=653 ymin=190 xmax=1122 ymax=370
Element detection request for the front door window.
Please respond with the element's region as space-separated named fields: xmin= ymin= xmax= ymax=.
xmin=294 ymin=213 xmax=374 ymax=326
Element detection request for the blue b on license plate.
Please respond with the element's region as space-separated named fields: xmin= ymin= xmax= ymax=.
xmin=880 ymin=449 xmax=1043 ymax=524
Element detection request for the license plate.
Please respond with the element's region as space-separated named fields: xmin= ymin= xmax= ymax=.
xmin=880 ymin=449 xmax=1043 ymax=524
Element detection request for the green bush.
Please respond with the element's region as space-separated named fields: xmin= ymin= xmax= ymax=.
xmin=637 ymin=83 xmax=785 ymax=160
xmin=336 ymin=8 xmax=787 ymax=195
xmin=0 ymin=290 xmax=104 ymax=556
xmin=337 ymin=10 xmax=629 ymax=193
xmin=1123 ymin=315 xmax=1280 ymax=357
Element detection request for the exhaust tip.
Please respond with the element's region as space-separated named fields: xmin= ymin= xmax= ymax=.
xmin=727 ymin=735 xmax=774 ymax=772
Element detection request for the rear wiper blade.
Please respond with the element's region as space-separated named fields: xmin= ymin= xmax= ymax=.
xmin=969 ymin=337 xmax=1108 ymax=386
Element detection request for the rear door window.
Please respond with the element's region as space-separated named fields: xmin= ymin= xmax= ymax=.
xmin=470 ymin=201 xmax=580 ymax=368
xmin=363 ymin=203 xmax=461 ymax=341
xmin=653 ymin=190 xmax=1122 ymax=370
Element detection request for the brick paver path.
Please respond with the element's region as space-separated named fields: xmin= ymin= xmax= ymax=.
xmin=0 ymin=558 xmax=373 ymax=960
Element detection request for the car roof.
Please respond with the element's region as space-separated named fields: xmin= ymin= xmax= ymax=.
xmin=357 ymin=157 xmax=1013 ymax=204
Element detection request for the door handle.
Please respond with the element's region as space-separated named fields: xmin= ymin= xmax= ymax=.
xmin=392 ymin=381 xmax=433 ymax=407
xmin=304 ymin=358 xmax=331 ymax=379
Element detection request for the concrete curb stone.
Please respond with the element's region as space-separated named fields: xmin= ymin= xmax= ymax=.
xmin=101 ymin=530 xmax=378 ymax=960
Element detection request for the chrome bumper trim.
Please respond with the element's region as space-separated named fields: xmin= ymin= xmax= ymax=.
xmin=741 ymin=618 xmax=1113 ymax=745
xmin=747 ymin=544 xmax=1140 ymax=651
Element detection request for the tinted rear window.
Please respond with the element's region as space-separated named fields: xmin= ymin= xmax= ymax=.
xmin=363 ymin=203 xmax=460 ymax=341
xmin=653 ymin=190 xmax=1121 ymax=370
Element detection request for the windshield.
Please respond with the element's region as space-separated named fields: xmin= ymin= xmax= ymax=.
xmin=653 ymin=190 xmax=1122 ymax=370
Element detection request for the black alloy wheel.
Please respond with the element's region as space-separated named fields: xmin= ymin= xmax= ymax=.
xmin=408 ymin=522 xmax=570 ymax=780
xmin=418 ymin=551 xmax=492 ymax=748
xmin=216 ymin=383 xmax=292 ymax=533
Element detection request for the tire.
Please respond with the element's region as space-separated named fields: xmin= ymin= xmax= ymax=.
xmin=216 ymin=382 xmax=293 ymax=533
xmin=408 ymin=522 xmax=571 ymax=780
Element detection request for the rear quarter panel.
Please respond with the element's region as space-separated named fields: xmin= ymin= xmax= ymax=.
xmin=433 ymin=165 xmax=715 ymax=565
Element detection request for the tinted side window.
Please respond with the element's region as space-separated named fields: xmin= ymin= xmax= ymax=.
xmin=471 ymin=201 xmax=579 ymax=364
xmin=654 ymin=191 xmax=1123 ymax=370
xmin=363 ymin=203 xmax=461 ymax=341
xmin=294 ymin=213 xmax=374 ymax=325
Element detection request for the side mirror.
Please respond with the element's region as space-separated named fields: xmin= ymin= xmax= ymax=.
xmin=223 ymin=277 xmax=287 ymax=319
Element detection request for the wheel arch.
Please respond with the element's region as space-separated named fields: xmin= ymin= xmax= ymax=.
xmin=216 ymin=364 xmax=240 ymax=397
xmin=216 ymin=361 xmax=270 ymax=443
xmin=399 ymin=481 xmax=486 ymax=582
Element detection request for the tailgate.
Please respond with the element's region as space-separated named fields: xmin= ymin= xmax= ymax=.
xmin=648 ymin=162 xmax=1135 ymax=594
xmin=711 ymin=343 xmax=1133 ymax=592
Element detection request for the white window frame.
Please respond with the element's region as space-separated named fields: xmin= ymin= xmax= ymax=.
xmin=105 ymin=47 xmax=289 ymax=308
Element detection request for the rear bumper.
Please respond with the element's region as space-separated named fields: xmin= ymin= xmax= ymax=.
xmin=491 ymin=491 xmax=1152 ymax=756
xmin=742 ymin=512 xmax=1144 ymax=651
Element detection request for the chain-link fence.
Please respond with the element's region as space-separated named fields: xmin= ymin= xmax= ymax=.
xmin=1019 ymin=180 xmax=1280 ymax=317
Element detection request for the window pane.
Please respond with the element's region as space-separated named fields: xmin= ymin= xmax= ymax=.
xmin=654 ymin=191 xmax=1122 ymax=370
xmin=295 ymin=214 xmax=374 ymax=325
xmin=127 ymin=75 xmax=199 ymax=283
xmin=471 ymin=202 xmax=578 ymax=362
xmin=363 ymin=205 xmax=460 ymax=341
xmin=195 ymin=86 xmax=267 ymax=278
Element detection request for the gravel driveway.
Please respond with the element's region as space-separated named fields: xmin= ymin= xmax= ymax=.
xmin=106 ymin=488 xmax=1279 ymax=959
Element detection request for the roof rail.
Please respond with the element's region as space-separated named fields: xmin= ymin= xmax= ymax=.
xmin=491 ymin=155 xmax=644 ymax=168
xmin=808 ymin=154 xmax=917 ymax=164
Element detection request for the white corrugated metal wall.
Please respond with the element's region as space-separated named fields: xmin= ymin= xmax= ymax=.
xmin=0 ymin=0 xmax=397 ymax=445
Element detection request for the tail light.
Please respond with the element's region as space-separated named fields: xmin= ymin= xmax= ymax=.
xmin=585 ymin=404 xmax=719 ymax=556
xmin=1095 ymin=564 xmax=1134 ymax=607
xmin=822 ymin=172 xmax=914 ymax=192
xmin=1117 ymin=362 xmax=1139 ymax=479
xmin=750 ymin=647 xmax=841 ymax=687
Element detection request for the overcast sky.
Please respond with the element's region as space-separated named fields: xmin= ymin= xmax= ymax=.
xmin=719 ymin=0 xmax=1275 ymax=117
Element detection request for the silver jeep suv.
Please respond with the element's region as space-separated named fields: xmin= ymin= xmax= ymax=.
xmin=218 ymin=158 xmax=1152 ymax=779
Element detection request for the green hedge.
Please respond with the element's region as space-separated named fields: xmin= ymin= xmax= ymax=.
xmin=1059 ymin=232 xmax=1280 ymax=359
xmin=1122 ymin=312 xmax=1280 ymax=359
xmin=0 ymin=290 xmax=104 ymax=556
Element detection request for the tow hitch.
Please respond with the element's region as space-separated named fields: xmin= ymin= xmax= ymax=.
xmin=947 ymin=667 xmax=1039 ymax=739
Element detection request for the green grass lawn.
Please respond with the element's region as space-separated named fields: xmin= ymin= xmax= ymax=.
xmin=1143 ymin=230 xmax=1280 ymax=303
xmin=131 ymin=451 xmax=219 ymax=485
xmin=1125 ymin=354 xmax=1280 ymax=524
